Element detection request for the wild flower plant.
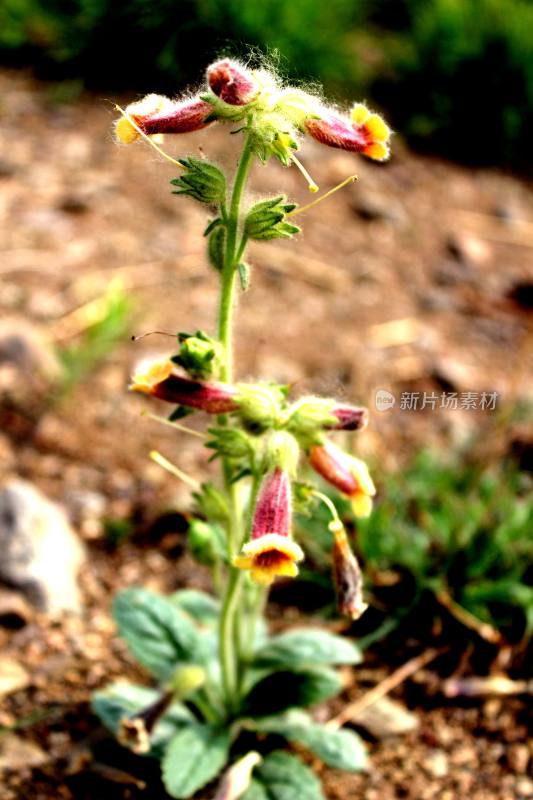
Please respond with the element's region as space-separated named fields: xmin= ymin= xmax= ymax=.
xmin=93 ymin=57 xmax=391 ymax=799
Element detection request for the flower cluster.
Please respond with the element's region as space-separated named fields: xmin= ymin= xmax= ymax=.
xmin=131 ymin=355 xmax=374 ymax=599
xmin=115 ymin=58 xmax=391 ymax=169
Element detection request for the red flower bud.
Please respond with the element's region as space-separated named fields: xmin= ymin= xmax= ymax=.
xmin=330 ymin=404 xmax=368 ymax=431
xmin=130 ymin=358 xmax=238 ymax=414
xmin=207 ymin=59 xmax=259 ymax=106
xmin=305 ymin=104 xmax=391 ymax=162
xmin=234 ymin=468 xmax=304 ymax=584
xmin=116 ymin=95 xmax=213 ymax=143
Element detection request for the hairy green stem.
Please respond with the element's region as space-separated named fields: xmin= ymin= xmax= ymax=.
xmin=217 ymin=136 xmax=254 ymax=711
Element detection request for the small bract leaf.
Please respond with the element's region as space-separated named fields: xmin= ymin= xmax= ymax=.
xmin=241 ymin=751 xmax=325 ymax=800
xmin=162 ymin=723 xmax=231 ymax=799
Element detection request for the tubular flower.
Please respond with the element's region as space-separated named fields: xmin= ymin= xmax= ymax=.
xmin=207 ymin=59 xmax=259 ymax=106
xmin=330 ymin=522 xmax=368 ymax=620
xmin=330 ymin=404 xmax=369 ymax=431
xmin=305 ymin=103 xmax=391 ymax=161
xmin=115 ymin=94 xmax=213 ymax=144
xmin=130 ymin=358 xmax=238 ymax=413
xmin=233 ymin=468 xmax=304 ymax=585
xmin=309 ymin=441 xmax=376 ymax=518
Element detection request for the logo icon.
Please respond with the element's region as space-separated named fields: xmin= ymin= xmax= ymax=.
xmin=375 ymin=389 xmax=395 ymax=412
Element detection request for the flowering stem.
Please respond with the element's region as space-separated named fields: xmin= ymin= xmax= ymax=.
xmin=217 ymin=135 xmax=254 ymax=711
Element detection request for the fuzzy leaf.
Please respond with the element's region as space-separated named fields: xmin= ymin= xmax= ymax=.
xmin=243 ymin=667 xmax=342 ymax=715
xmin=208 ymin=225 xmax=226 ymax=271
xmin=255 ymin=629 xmax=362 ymax=669
xmin=238 ymin=261 xmax=251 ymax=291
xmin=92 ymin=681 xmax=194 ymax=757
xmin=242 ymin=751 xmax=325 ymax=800
xmin=169 ymin=589 xmax=220 ymax=627
xmin=162 ymin=723 xmax=231 ymax=799
xmin=113 ymin=588 xmax=207 ymax=681
xmin=253 ymin=710 xmax=367 ymax=771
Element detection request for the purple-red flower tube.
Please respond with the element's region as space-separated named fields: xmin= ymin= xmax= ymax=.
xmin=207 ymin=59 xmax=259 ymax=106
xmin=130 ymin=358 xmax=238 ymax=414
xmin=305 ymin=103 xmax=391 ymax=162
xmin=116 ymin=94 xmax=214 ymax=144
xmin=233 ymin=468 xmax=304 ymax=585
xmin=309 ymin=440 xmax=376 ymax=518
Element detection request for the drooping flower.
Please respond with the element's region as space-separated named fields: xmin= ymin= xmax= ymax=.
xmin=233 ymin=468 xmax=304 ymax=585
xmin=309 ymin=440 xmax=376 ymax=518
xmin=305 ymin=103 xmax=391 ymax=161
xmin=115 ymin=94 xmax=214 ymax=144
xmin=130 ymin=357 xmax=238 ymax=413
xmin=207 ymin=59 xmax=259 ymax=106
xmin=329 ymin=403 xmax=369 ymax=431
xmin=330 ymin=521 xmax=368 ymax=620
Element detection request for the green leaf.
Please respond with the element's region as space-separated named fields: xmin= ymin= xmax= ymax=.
xmin=242 ymin=751 xmax=325 ymax=800
xmin=253 ymin=710 xmax=367 ymax=771
xmin=243 ymin=667 xmax=342 ymax=715
xmin=255 ymin=629 xmax=362 ymax=669
xmin=91 ymin=681 xmax=194 ymax=757
xmin=238 ymin=261 xmax=251 ymax=291
xmin=169 ymin=589 xmax=220 ymax=627
xmin=162 ymin=723 xmax=231 ymax=799
xmin=171 ymin=158 xmax=226 ymax=205
xmin=244 ymin=196 xmax=300 ymax=241
xmin=113 ymin=588 xmax=207 ymax=681
xmin=203 ymin=217 xmax=223 ymax=236
xmin=208 ymin=225 xmax=226 ymax=271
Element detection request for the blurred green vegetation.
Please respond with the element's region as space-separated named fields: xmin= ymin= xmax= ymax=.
xmin=1 ymin=0 xmax=532 ymax=168
xmin=297 ymin=451 xmax=533 ymax=646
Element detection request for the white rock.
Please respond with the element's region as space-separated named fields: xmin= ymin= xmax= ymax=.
xmin=0 ymin=479 xmax=86 ymax=614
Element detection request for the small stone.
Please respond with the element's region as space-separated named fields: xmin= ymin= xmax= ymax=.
xmin=423 ymin=749 xmax=449 ymax=778
xmin=446 ymin=232 xmax=491 ymax=267
xmin=507 ymin=744 xmax=531 ymax=774
xmin=0 ymin=479 xmax=86 ymax=614
xmin=0 ymin=657 xmax=30 ymax=698
xmin=351 ymin=696 xmax=420 ymax=738
xmin=516 ymin=778 xmax=533 ymax=798
xmin=0 ymin=319 xmax=62 ymax=384
xmin=0 ymin=734 xmax=48 ymax=772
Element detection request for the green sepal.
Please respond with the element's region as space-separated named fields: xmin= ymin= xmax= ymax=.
xmin=187 ymin=519 xmax=227 ymax=566
xmin=170 ymin=157 xmax=226 ymax=205
xmin=208 ymin=225 xmax=226 ymax=271
xmin=193 ymin=482 xmax=230 ymax=522
xmin=92 ymin=682 xmax=195 ymax=759
xmin=254 ymin=628 xmax=363 ymax=669
xmin=162 ymin=723 xmax=231 ymax=799
xmin=252 ymin=710 xmax=367 ymax=771
xmin=112 ymin=588 xmax=209 ymax=681
xmin=242 ymin=751 xmax=325 ymax=800
xmin=168 ymin=405 xmax=194 ymax=421
xmin=206 ymin=426 xmax=255 ymax=460
xmin=238 ymin=261 xmax=251 ymax=291
xmin=244 ymin=195 xmax=300 ymax=241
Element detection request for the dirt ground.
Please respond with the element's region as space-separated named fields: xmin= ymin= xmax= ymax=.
xmin=0 ymin=68 xmax=532 ymax=799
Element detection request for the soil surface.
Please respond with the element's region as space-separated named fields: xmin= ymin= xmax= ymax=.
xmin=0 ymin=69 xmax=532 ymax=799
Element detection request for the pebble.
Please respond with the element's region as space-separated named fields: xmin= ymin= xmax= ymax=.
xmin=0 ymin=479 xmax=86 ymax=614
xmin=351 ymin=697 xmax=420 ymax=739
xmin=0 ymin=657 xmax=30 ymax=698
xmin=0 ymin=734 xmax=48 ymax=772
xmin=423 ymin=749 xmax=449 ymax=778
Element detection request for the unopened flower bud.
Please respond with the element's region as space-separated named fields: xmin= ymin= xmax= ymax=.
xmin=305 ymin=104 xmax=391 ymax=162
xmin=330 ymin=404 xmax=368 ymax=431
xmin=169 ymin=665 xmax=206 ymax=699
xmin=236 ymin=384 xmax=284 ymax=431
xmin=207 ymin=59 xmax=259 ymax=106
xmin=115 ymin=95 xmax=213 ymax=144
xmin=188 ymin=519 xmax=225 ymax=566
xmin=130 ymin=358 xmax=238 ymax=414
xmin=265 ymin=430 xmax=300 ymax=477
xmin=173 ymin=331 xmax=223 ymax=379
xmin=309 ymin=441 xmax=376 ymax=518
xmin=331 ymin=522 xmax=368 ymax=620
xmin=233 ymin=468 xmax=304 ymax=585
